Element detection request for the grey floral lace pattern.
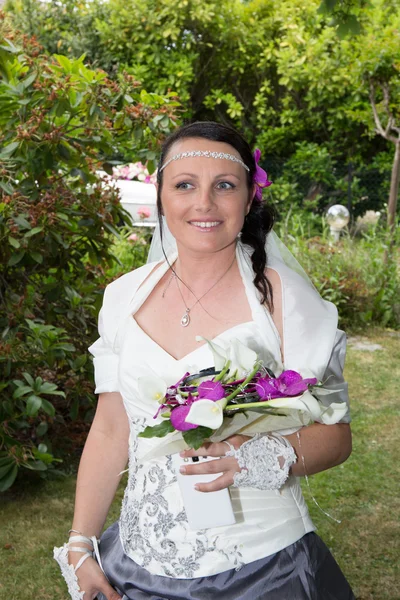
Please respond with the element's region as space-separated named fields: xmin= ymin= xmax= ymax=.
xmin=118 ymin=417 xmax=244 ymax=578
xmin=226 ymin=433 xmax=297 ymax=491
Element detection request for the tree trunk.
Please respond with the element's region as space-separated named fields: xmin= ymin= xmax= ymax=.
xmin=387 ymin=141 xmax=400 ymax=233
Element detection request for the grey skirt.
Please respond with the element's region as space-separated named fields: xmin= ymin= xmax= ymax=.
xmin=97 ymin=522 xmax=355 ymax=600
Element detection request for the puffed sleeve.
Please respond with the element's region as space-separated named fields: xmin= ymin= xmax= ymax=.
xmin=313 ymin=329 xmax=351 ymax=423
xmin=88 ymin=296 xmax=120 ymax=395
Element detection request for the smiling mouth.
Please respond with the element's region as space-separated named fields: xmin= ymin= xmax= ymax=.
xmin=189 ymin=221 xmax=222 ymax=229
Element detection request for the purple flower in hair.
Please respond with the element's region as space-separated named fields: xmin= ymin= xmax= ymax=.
xmin=253 ymin=148 xmax=272 ymax=201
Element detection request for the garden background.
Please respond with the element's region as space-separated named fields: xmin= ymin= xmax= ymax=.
xmin=0 ymin=0 xmax=399 ymax=598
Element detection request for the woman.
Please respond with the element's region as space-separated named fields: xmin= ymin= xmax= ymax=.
xmin=55 ymin=121 xmax=355 ymax=599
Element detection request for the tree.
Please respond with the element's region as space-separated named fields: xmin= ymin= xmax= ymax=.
xmin=0 ymin=14 xmax=180 ymax=491
xmin=5 ymin=0 xmax=399 ymax=217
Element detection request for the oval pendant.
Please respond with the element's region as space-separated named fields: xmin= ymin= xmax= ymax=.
xmin=181 ymin=312 xmax=190 ymax=327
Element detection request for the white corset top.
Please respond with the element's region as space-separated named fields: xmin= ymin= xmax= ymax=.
xmin=116 ymin=316 xmax=314 ymax=579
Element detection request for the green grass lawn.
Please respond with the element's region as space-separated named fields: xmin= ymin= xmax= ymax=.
xmin=1 ymin=329 xmax=399 ymax=600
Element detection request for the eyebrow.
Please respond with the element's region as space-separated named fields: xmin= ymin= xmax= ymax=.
xmin=171 ymin=172 xmax=241 ymax=180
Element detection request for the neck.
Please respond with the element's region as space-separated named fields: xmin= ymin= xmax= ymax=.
xmin=174 ymin=242 xmax=238 ymax=292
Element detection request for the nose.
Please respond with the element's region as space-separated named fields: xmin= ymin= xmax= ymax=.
xmin=195 ymin=186 xmax=215 ymax=212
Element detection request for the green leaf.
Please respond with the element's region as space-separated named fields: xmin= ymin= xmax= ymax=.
xmin=317 ymin=0 xmax=337 ymax=15
xmin=39 ymin=382 xmax=58 ymax=393
xmin=0 ymin=455 xmax=14 ymax=467
xmin=69 ymin=397 xmax=79 ymax=421
xmin=24 ymin=226 xmax=44 ymax=238
xmin=22 ymin=72 xmax=37 ymax=89
xmin=0 ymin=458 xmax=15 ymax=480
xmin=337 ymin=16 xmax=362 ymax=38
xmin=182 ymin=426 xmax=214 ymax=450
xmin=138 ymin=420 xmax=175 ymax=439
xmin=26 ymin=395 xmax=42 ymax=416
xmin=13 ymin=385 xmax=33 ymax=399
xmin=7 ymin=251 xmax=25 ymax=266
xmin=54 ymin=54 xmax=72 ymax=71
xmin=23 ymin=372 xmax=35 ymax=387
xmin=14 ymin=215 xmax=31 ymax=229
xmin=57 ymin=143 xmax=71 ymax=161
xmin=0 ymin=181 xmax=14 ymax=194
xmin=0 ymin=141 xmax=19 ymax=158
xmin=103 ymin=222 xmax=121 ymax=237
xmin=0 ymin=464 xmax=18 ymax=492
xmin=73 ymin=354 xmax=87 ymax=369
xmin=24 ymin=459 xmax=47 ymax=472
xmin=0 ymin=38 xmax=20 ymax=54
xmin=8 ymin=237 xmax=20 ymax=249
xmin=40 ymin=398 xmax=56 ymax=417
xmin=30 ymin=251 xmax=43 ymax=264
xmin=36 ymin=421 xmax=48 ymax=436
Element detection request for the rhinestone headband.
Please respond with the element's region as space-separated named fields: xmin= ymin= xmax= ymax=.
xmin=159 ymin=150 xmax=250 ymax=172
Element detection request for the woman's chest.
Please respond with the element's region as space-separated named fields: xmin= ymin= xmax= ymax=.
xmin=133 ymin=276 xmax=254 ymax=362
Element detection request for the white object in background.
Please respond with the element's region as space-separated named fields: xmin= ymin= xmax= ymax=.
xmin=116 ymin=179 xmax=157 ymax=226
xmin=326 ymin=204 xmax=350 ymax=242
xmin=171 ymin=453 xmax=236 ymax=530
xmin=355 ymin=210 xmax=381 ymax=233
xmin=97 ymin=171 xmax=157 ymax=227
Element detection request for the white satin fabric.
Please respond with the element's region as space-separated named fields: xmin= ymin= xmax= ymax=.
xmin=88 ymin=239 xmax=349 ymax=578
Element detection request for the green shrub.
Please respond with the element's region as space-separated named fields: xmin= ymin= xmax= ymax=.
xmin=0 ymin=22 xmax=180 ymax=491
xmin=106 ymin=227 xmax=152 ymax=279
xmin=278 ymin=212 xmax=400 ymax=330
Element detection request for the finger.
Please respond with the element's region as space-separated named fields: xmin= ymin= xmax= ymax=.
xmin=194 ymin=471 xmax=234 ymax=493
xmin=180 ymin=440 xmax=231 ymax=458
xmin=97 ymin=580 xmax=122 ymax=600
xmin=180 ymin=457 xmax=237 ymax=476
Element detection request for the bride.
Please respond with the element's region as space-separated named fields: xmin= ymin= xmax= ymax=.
xmin=55 ymin=121 xmax=355 ymax=599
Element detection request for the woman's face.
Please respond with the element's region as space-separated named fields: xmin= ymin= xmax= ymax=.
xmin=159 ymin=137 xmax=255 ymax=256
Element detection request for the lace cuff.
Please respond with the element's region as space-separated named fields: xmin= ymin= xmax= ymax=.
xmin=54 ymin=535 xmax=104 ymax=600
xmin=53 ymin=544 xmax=85 ymax=600
xmin=225 ymin=433 xmax=297 ymax=491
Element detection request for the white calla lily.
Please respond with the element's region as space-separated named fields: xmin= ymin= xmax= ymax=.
xmin=228 ymin=338 xmax=258 ymax=378
xmin=267 ymin=391 xmax=324 ymax=421
xmin=267 ymin=390 xmax=347 ymax=424
xmin=196 ymin=336 xmax=227 ymax=370
xmin=137 ymin=375 xmax=167 ymax=404
xmin=185 ymin=399 xmax=225 ymax=429
xmin=319 ymin=402 xmax=349 ymax=424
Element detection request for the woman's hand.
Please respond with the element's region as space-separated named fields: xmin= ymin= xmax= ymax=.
xmin=179 ymin=434 xmax=251 ymax=493
xmin=68 ymin=552 xmax=122 ymax=600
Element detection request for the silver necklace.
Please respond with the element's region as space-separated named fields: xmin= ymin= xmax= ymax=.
xmin=163 ymin=256 xmax=236 ymax=327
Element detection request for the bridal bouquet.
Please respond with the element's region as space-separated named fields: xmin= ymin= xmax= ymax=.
xmin=138 ymin=337 xmax=348 ymax=449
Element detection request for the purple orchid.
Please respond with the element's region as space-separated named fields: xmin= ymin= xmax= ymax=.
xmin=197 ymin=380 xmax=226 ymax=400
xmin=169 ymin=381 xmax=225 ymax=431
xmin=253 ymin=148 xmax=272 ymax=201
xmin=170 ymin=404 xmax=198 ymax=431
xmin=255 ymin=370 xmax=317 ymax=400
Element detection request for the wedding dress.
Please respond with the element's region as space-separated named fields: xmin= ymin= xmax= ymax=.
xmin=87 ymin=240 xmax=355 ymax=599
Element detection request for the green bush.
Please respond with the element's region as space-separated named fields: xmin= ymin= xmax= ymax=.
xmin=277 ymin=212 xmax=400 ymax=330
xmin=106 ymin=227 xmax=152 ymax=279
xmin=0 ymin=22 xmax=180 ymax=491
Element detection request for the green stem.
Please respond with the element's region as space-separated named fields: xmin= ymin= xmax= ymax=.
xmin=225 ymin=400 xmax=278 ymax=411
xmin=224 ymin=362 xmax=261 ymax=402
xmin=214 ymin=360 xmax=231 ymax=382
xmin=179 ymin=390 xmax=198 ymax=398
